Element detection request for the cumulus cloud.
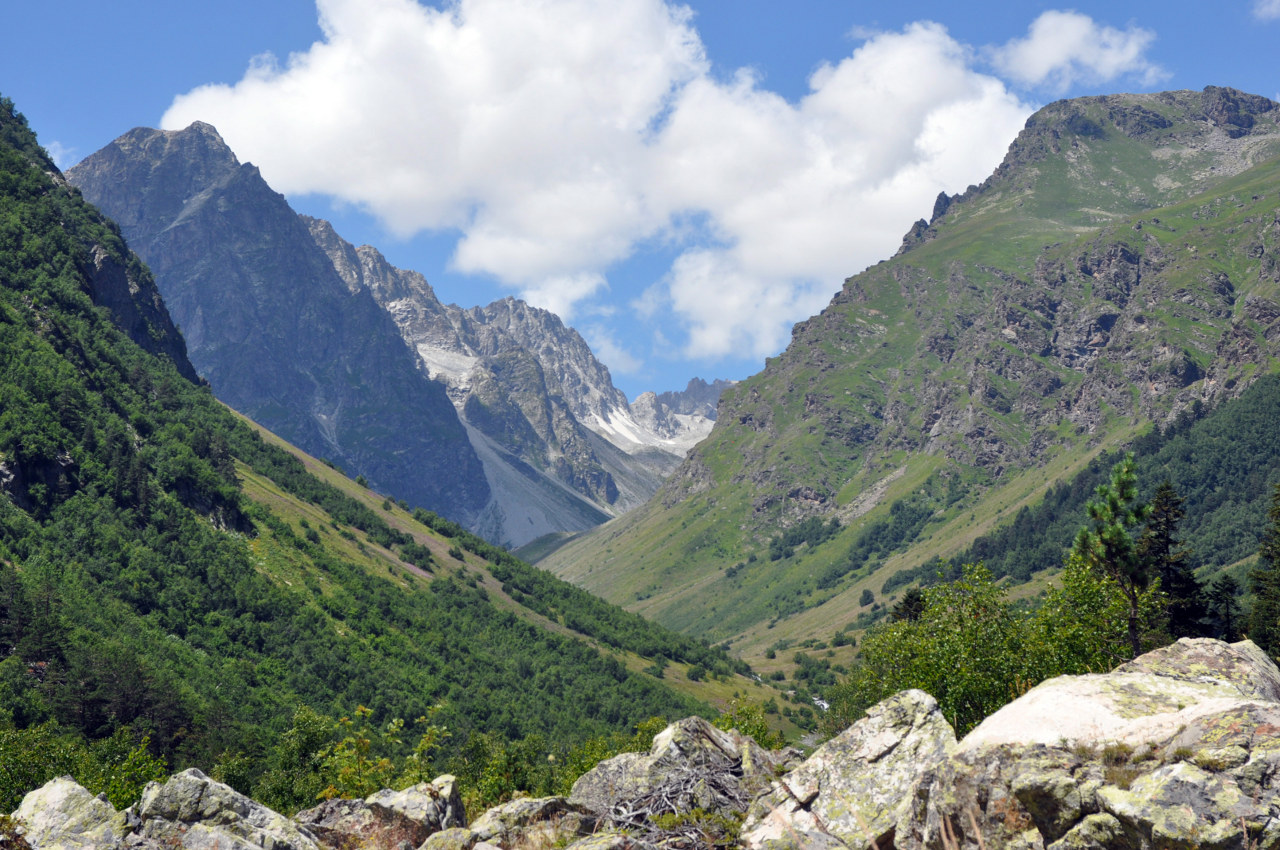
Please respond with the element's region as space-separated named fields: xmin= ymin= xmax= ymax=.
xmin=990 ymin=10 xmax=1166 ymax=93
xmin=1256 ymin=0 xmax=1280 ymax=19
xmin=581 ymin=325 xmax=644 ymax=376
xmin=162 ymin=3 xmax=1156 ymax=367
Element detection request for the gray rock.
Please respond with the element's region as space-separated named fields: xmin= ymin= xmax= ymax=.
xmin=13 ymin=776 xmax=128 ymax=850
xmin=1096 ymin=762 xmax=1259 ymax=848
xmin=1046 ymin=813 xmax=1127 ymax=850
xmin=560 ymin=834 xmax=637 ymax=850
xmin=741 ymin=689 xmax=955 ymax=850
xmin=959 ymin=640 xmax=1280 ymax=753
xmin=467 ymin=796 xmax=595 ymax=848
xmin=569 ymin=716 xmax=783 ymax=816
xmin=417 ymin=828 xmax=476 ymax=850
xmin=294 ymin=775 xmax=465 ymax=850
xmin=134 ymin=768 xmax=321 ymax=850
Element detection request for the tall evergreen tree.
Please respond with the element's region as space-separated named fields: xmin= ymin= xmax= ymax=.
xmin=1138 ymin=480 xmax=1205 ymax=637
xmin=1072 ymin=453 xmax=1156 ymax=658
xmin=1207 ymin=574 xmax=1243 ymax=642
xmin=1249 ymin=482 xmax=1280 ymax=654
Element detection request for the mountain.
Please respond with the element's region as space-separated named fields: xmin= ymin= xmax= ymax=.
xmin=69 ymin=123 xmax=724 ymax=547
xmin=303 ymin=215 xmax=724 ymax=547
xmin=65 ymin=123 xmax=491 ymax=527
xmin=542 ymin=87 xmax=1280 ymax=655
xmin=0 ymin=94 xmax=772 ymax=804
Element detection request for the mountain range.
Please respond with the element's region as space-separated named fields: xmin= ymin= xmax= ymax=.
xmin=67 ymin=126 xmax=726 ymax=547
xmin=540 ymin=86 xmax=1280 ymax=660
xmin=0 ymin=93 xmax=769 ymax=796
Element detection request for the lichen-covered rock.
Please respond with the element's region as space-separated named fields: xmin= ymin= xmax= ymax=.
xmin=467 ymin=796 xmax=596 ymax=848
xmin=741 ymin=689 xmax=955 ymax=850
xmin=560 ymin=833 xmax=637 ymax=849
xmin=568 ymin=716 xmax=783 ymax=816
xmin=13 ymin=777 xmax=128 ymax=850
xmin=367 ymin=775 xmax=466 ymax=832
xmin=418 ymin=827 xmax=477 ymax=850
xmin=134 ymin=768 xmax=321 ymax=850
xmin=1117 ymin=637 xmax=1280 ymax=701
xmin=1047 ymin=813 xmax=1126 ymax=849
xmin=1096 ymin=762 xmax=1261 ymax=849
xmin=960 ymin=640 xmax=1280 ymax=753
xmin=295 ymin=775 xmax=464 ymax=850
xmin=894 ymin=639 xmax=1280 ymax=849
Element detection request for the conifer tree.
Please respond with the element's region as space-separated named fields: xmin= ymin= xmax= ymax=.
xmin=1207 ymin=574 xmax=1243 ymax=642
xmin=1138 ymin=480 xmax=1205 ymax=638
xmin=1072 ymin=453 xmax=1156 ymax=658
xmin=1249 ymin=482 xmax=1280 ymax=655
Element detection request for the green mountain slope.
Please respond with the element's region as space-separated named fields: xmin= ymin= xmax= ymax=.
xmin=0 ymin=95 xmax=770 ymax=801
xmin=543 ymin=87 xmax=1280 ymax=656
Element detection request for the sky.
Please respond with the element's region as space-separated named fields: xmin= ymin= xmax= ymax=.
xmin=3 ymin=2 xmax=1279 ymax=399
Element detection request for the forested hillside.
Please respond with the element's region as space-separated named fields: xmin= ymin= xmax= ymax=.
xmin=0 ymin=95 xmax=763 ymax=813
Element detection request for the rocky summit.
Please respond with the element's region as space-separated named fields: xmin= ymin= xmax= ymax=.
xmin=305 ymin=215 xmax=727 ymax=547
xmin=66 ymin=123 xmax=491 ymax=527
xmin=16 ymin=637 xmax=1280 ymax=849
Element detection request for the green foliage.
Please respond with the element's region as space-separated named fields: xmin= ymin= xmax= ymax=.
xmin=953 ymin=379 xmax=1280 ymax=584
xmin=1138 ymin=481 xmax=1205 ymax=638
xmin=1207 ymin=574 xmax=1244 ymax=642
xmin=826 ymin=559 xmax=1159 ymax=736
xmin=713 ymin=698 xmax=785 ymax=749
xmin=0 ymin=97 xmax=710 ymax=810
xmin=1071 ymin=454 xmax=1158 ymax=657
xmin=1250 ymin=483 xmax=1280 ymax=654
xmin=767 ymin=516 xmax=840 ymax=561
xmin=0 ymin=722 xmax=167 ymax=811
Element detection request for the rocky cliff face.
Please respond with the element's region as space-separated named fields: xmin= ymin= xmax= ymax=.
xmin=304 ymin=217 xmax=726 ymax=547
xmin=67 ymin=124 xmax=490 ymax=525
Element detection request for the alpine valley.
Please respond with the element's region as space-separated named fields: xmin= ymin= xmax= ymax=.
xmin=0 ymin=93 xmax=773 ymax=809
xmin=541 ymin=87 xmax=1280 ymax=663
xmin=66 ymin=126 xmax=727 ymax=549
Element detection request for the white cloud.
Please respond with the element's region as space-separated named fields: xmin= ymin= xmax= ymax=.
xmin=518 ymin=272 xmax=607 ymax=322
xmin=44 ymin=140 xmax=75 ymax=169
xmin=162 ymin=2 xmax=1093 ymax=362
xmin=1256 ymin=0 xmax=1280 ymax=19
xmin=990 ymin=10 xmax=1166 ymax=93
xmin=582 ymin=325 xmax=644 ymax=375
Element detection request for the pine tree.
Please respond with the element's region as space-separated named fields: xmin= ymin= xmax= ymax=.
xmin=1138 ymin=480 xmax=1205 ymax=638
xmin=892 ymin=587 xmax=926 ymax=622
xmin=1207 ymin=574 xmax=1242 ymax=642
xmin=1071 ymin=453 xmax=1155 ymax=658
xmin=1249 ymin=482 xmax=1280 ymax=655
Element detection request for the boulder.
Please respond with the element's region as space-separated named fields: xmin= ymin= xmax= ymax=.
xmin=568 ymin=716 xmax=784 ymax=816
xmin=467 ymin=796 xmax=596 ymax=848
xmin=899 ymin=639 xmax=1280 ymax=849
xmin=132 ymin=768 xmax=322 ymax=850
xmin=418 ymin=828 xmax=480 ymax=850
xmin=741 ymin=689 xmax=956 ymax=850
xmin=559 ymin=834 xmax=635 ymax=850
xmin=13 ymin=777 xmax=128 ymax=850
xmin=294 ymin=775 xmax=465 ymax=850
xmin=959 ymin=639 xmax=1280 ymax=753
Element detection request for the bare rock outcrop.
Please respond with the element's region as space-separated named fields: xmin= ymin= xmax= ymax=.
xmin=293 ymin=775 xmax=465 ymax=850
xmin=741 ymin=690 xmax=956 ymax=849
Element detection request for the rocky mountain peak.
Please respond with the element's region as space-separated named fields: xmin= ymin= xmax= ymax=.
xmin=69 ymin=124 xmax=492 ymax=525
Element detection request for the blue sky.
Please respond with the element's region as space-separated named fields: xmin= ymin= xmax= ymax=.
xmin=3 ymin=1 xmax=1279 ymax=399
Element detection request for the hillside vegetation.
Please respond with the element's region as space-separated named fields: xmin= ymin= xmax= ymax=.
xmin=543 ymin=87 xmax=1280 ymax=659
xmin=0 ymin=95 xmax=773 ymax=812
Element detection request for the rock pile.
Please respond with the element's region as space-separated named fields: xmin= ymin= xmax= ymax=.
xmin=14 ymin=639 xmax=1280 ymax=849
